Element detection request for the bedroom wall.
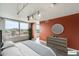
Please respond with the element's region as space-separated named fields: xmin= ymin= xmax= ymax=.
xmin=32 ymin=13 xmax=79 ymax=50
xmin=0 ymin=18 xmax=5 ymax=30
xmin=0 ymin=18 xmax=5 ymax=42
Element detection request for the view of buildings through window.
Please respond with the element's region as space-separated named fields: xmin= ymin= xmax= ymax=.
xmin=5 ymin=19 xmax=29 ymax=38
xmin=20 ymin=22 xmax=29 ymax=36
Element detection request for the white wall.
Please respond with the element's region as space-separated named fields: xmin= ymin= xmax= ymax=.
xmin=0 ymin=18 xmax=6 ymax=42
xmin=0 ymin=18 xmax=5 ymax=30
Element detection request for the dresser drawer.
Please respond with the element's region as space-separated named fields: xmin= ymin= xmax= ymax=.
xmin=47 ymin=43 xmax=67 ymax=56
xmin=47 ymin=40 xmax=67 ymax=47
xmin=48 ymin=37 xmax=67 ymax=44
xmin=47 ymin=43 xmax=67 ymax=52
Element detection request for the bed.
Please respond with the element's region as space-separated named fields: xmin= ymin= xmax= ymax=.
xmin=1 ymin=40 xmax=56 ymax=56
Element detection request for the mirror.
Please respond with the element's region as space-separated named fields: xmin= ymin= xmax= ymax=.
xmin=52 ymin=24 xmax=64 ymax=34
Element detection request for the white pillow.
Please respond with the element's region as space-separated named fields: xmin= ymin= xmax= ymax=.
xmin=2 ymin=41 xmax=15 ymax=49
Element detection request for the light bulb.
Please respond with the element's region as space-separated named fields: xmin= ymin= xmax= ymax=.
xmin=50 ymin=3 xmax=54 ymax=8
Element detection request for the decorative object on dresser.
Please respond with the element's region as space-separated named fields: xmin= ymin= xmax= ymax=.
xmin=47 ymin=36 xmax=67 ymax=56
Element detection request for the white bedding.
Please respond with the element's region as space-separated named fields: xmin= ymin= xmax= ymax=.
xmin=1 ymin=47 xmax=22 ymax=56
xmin=22 ymin=40 xmax=56 ymax=56
xmin=1 ymin=42 xmax=40 ymax=56
xmin=1 ymin=40 xmax=56 ymax=56
xmin=14 ymin=42 xmax=40 ymax=56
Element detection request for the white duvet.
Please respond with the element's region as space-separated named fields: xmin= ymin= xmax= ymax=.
xmin=1 ymin=46 xmax=22 ymax=56
xmin=1 ymin=41 xmax=56 ymax=56
xmin=1 ymin=42 xmax=40 ymax=56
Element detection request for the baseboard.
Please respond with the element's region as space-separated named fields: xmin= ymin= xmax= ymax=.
xmin=40 ymin=40 xmax=47 ymax=44
xmin=68 ymin=48 xmax=79 ymax=52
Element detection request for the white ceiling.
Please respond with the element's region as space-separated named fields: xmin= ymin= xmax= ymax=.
xmin=0 ymin=3 xmax=79 ymax=23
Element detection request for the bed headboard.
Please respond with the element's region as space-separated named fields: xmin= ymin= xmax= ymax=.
xmin=47 ymin=36 xmax=67 ymax=56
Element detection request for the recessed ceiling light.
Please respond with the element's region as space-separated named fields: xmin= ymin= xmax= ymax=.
xmin=51 ymin=3 xmax=54 ymax=7
xmin=50 ymin=3 xmax=56 ymax=8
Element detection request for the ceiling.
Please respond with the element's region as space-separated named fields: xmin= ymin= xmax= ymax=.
xmin=0 ymin=3 xmax=79 ymax=23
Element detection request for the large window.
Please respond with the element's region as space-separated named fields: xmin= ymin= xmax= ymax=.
xmin=4 ymin=19 xmax=29 ymax=39
xmin=5 ymin=20 xmax=19 ymax=38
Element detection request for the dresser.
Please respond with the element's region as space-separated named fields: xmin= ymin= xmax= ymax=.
xmin=47 ymin=36 xmax=67 ymax=56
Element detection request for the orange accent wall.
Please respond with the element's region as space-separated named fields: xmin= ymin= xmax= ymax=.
xmin=32 ymin=13 xmax=79 ymax=50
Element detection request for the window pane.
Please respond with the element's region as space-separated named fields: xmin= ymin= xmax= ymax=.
xmin=4 ymin=19 xmax=29 ymax=41
xmin=5 ymin=20 xmax=19 ymax=29
xmin=20 ymin=22 xmax=29 ymax=36
xmin=20 ymin=22 xmax=29 ymax=29
xmin=5 ymin=19 xmax=19 ymax=38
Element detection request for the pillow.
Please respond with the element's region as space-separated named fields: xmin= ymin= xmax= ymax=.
xmin=1 ymin=41 xmax=15 ymax=49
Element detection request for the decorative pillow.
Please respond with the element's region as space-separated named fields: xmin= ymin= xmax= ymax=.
xmin=1 ymin=41 xmax=15 ymax=49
